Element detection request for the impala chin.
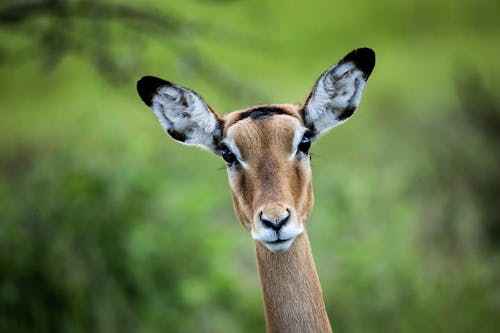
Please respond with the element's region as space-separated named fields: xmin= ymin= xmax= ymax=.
xmin=261 ymin=238 xmax=296 ymax=253
xmin=251 ymin=223 xmax=305 ymax=253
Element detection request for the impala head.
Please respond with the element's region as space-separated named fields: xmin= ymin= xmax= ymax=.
xmin=137 ymin=48 xmax=375 ymax=253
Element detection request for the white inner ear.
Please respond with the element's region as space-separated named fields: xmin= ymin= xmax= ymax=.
xmin=305 ymin=62 xmax=367 ymax=136
xmin=151 ymin=85 xmax=220 ymax=150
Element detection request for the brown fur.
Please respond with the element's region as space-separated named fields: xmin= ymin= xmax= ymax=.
xmin=222 ymin=104 xmax=331 ymax=332
xmin=224 ymin=105 xmax=313 ymax=231
xmin=256 ymin=233 xmax=332 ymax=333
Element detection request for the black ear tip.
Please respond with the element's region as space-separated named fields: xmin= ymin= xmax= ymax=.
xmin=341 ymin=48 xmax=376 ymax=79
xmin=136 ymin=75 xmax=171 ymax=107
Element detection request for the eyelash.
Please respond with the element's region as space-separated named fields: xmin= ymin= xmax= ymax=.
xmin=219 ymin=144 xmax=238 ymax=166
xmin=297 ymin=133 xmax=311 ymax=155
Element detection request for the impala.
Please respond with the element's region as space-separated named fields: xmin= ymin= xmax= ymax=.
xmin=137 ymin=48 xmax=375 ymax=333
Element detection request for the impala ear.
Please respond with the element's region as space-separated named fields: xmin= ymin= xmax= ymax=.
xmin=137 ymin=76 xmax=223 ymax=153
xmin=302 ymin=48 xmax=375 ymax=140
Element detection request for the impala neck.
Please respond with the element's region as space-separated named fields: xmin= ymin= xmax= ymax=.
xmin=255 ymin=231 xmax=333 ymax=333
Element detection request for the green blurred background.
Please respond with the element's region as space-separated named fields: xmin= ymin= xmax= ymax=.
xmin=1 ymin=0 xmax=499 ymax=332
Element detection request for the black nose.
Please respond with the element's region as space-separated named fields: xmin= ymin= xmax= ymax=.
xmin=259 ymin=209 xmax=291 ymax=231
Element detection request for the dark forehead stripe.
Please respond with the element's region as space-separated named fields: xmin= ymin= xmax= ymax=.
xmin=237 ymin=106 xmax=287 ymax=122
xmin=223 ymin=104 xmax=304 ymax=132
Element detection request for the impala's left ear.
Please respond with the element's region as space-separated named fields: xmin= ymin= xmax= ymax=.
xmin=137 ymin=76 xmax=223 ymax=153
xmin=302 ymin=48 xmax=375 ymax=140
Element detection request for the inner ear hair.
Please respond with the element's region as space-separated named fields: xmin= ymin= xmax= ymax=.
xmin=137 ymin=76 xmax=223 ymax=152
xmin=302 ymin=48 xmax=375 ymax=138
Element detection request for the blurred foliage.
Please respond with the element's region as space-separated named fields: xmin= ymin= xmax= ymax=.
xmin=0 ymin=0 xmax=183 ymax=81
xmin=1 ymin=0 xmax=500 ymax=332
xmin=0 ymin=0 xmax=264 ymax=99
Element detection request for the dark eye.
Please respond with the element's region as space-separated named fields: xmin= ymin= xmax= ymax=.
xmin=297 ymin=134 xmax=311 ymax=154
xmin=219 ymin=145 xmax=237 ymax=165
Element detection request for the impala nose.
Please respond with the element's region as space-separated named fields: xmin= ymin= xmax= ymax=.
xmin=259 ymin=208 xmax=291 ymax=231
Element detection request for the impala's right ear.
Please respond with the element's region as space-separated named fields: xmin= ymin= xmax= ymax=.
xmin=137 ymin=76 xmax=223 ymax=153
xmin=302 ymin=48 xmax=375 ymax=140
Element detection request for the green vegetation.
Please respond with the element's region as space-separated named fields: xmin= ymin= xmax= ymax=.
xmin=1 ymin=0 xmax=499 ymax=332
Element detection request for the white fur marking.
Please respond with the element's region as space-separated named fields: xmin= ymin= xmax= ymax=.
xmin=223 ymin=137 xmax=249 ymax=170
xmin=251 ymin=220 xmax=304 ymax=253
xmin=289 ymin=127 xmax=309 ymax=161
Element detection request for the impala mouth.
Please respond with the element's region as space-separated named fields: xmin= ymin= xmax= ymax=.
xmin=251 ymin=220 xmax=304 ymax=253
xmin=268 ymin=238 xmax=292 ymax=244
xmin=261 ymin=237 xmax=295 ymax=253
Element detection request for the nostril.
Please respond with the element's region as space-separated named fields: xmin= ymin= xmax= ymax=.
xmin=259 ymin=209 xmax=291 ymax=231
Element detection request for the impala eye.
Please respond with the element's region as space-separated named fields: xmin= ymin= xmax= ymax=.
xmin=219 ymin=145 xmax=237 ymax=166
xmin=298 ymin=134 xmax=311 ymax=154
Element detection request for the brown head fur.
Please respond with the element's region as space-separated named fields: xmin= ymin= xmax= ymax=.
xmin=222 ymin=104 xmax=314 ymax=251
